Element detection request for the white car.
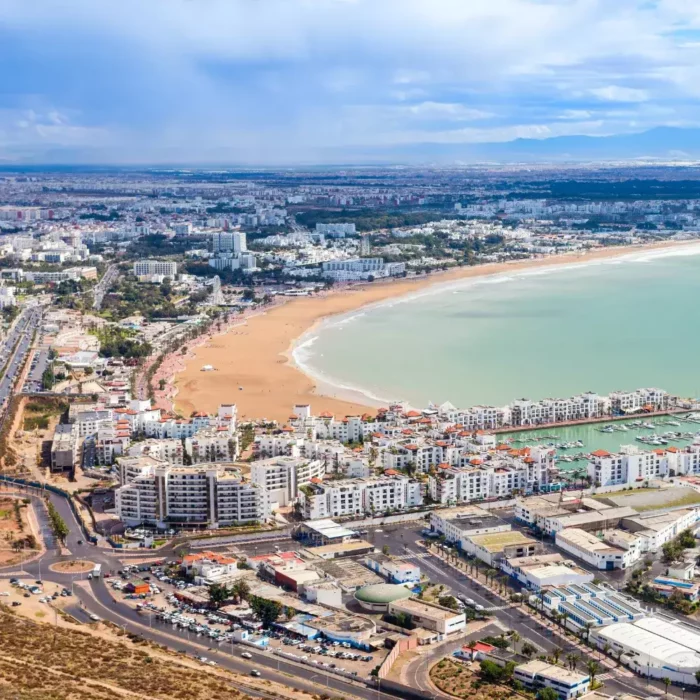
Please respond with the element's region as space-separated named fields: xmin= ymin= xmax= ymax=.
xmin=89 ymin=614 xmax=101 ymax=622
xmin=241 ymin=652 xmax=252 ymax=659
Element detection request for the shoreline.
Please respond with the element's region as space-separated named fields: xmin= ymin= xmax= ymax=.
xmin=174 ymin=240 xmax=699 ymax=423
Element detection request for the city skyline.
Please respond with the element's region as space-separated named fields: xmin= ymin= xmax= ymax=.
xmin=4 ymin=1 xmax=700 ymax=164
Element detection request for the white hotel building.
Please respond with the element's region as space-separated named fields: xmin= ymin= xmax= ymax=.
xmin=133 ymin=260 xmax=178 ymax=278
xmin=249 ymin=456 xmax=325 ymax=508
xmin=300 ymin=475 xmax=423 ymax=520
xmin=115 ymin=459 xmax=269 ymax=528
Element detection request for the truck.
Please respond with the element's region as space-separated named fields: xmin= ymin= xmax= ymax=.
xmin=88 ymin=564 xmax=102 ymax=580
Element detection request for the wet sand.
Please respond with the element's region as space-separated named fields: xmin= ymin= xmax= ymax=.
xmin=174 ymin=241 xmax=695 ymax=423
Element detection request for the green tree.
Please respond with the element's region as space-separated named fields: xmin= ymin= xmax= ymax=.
xmin=250 ymin=595 xmax=283 ymax=628
xmin=663 ymin=677 xmax=671 ymax=695
xmin=537 ymin=688 xmax=560 ymax=700
xmin=382 ymin=544 xmax=390 ymax=555
xmin=438 ymin=596 xmax=459 ymax=611
xmin=207 ymin=583 xmax=230 ymax=608
xmin=479 ymin=659 xmax=504 ymax=683
xmin=521 ymin=642 xmax=537 ymax=659
xmin=230 ymin=579 xmax=250 ymax=603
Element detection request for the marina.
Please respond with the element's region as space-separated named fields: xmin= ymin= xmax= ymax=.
xmin=501 ymin=414 xmax=700 ymax=474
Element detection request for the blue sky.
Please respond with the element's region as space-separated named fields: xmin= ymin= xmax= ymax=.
xmin=3 ymin=0 xmax=700 ymax=164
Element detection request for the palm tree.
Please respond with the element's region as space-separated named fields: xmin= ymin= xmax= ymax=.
xmin=663 ymin=677 xmax=671 ymax=696
xmin=510 ymin=631 xmax=521 ymax=653
xmin=561 ymin=611 xmax=569 ymax=633
xmin=552 ymin=648 xmax=562 ymax=666
xmin=231 ymin=579 xmax=250 ymax=604
xmin=602 ymin=643 xmax=611 ymax=658
xmin=584 ymin=622 xmax=593 ymax=645
xmin=586 ymin=660 xmax=599 ymax=684
xmin=566 ymin=653 xmax=580 ymax=671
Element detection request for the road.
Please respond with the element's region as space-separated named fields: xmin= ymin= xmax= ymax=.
xmin=93 ymin=264 xmax=119 ymax=310
xmin=367 ymin=523 xmax=677 ymax=700
xmin=0 ymin=482 xmax=682 ymax=700
xmin=0 ymin=482 xmax=401 ymax=700
xmin=0 ymin=306 xmax=41 ymax=410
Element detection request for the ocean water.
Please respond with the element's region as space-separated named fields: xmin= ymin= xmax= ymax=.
xmin=295 ymin=244 xmax=700 ymax=414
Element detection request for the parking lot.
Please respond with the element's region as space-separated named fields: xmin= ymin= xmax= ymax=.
xmin=104 ymin=561 xmax=386 ymax=680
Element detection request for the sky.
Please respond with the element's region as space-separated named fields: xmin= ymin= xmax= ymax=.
xmin=3 ymin=0 xmax=700 ymax=164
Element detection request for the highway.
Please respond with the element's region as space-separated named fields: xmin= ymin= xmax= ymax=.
xmin=93 ymin=264 xmax=119 ymax=310
xmin=0 ymin=306 xmax=41 ymax=410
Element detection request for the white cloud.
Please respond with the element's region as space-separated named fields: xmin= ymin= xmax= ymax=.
xmin=405 ymin=102 xmax=493 ymax=121
xmin=0 ymin=0 xmax=700 ymax=161
xmin=590 ymin=86 xmax=651 ymax=102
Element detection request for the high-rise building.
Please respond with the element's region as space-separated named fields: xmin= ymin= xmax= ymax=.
xmin=133 ymin=260 xmax=178 ymax=278
xmin=212 ymin=231 xmax=246 ymax=254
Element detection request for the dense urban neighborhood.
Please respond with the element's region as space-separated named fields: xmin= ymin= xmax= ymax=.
xmin=3 ymin=166 xmax=700 ymax=700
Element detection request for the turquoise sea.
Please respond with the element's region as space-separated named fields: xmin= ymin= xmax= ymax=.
xmin=294 ymin=244 xmax=700 ymax=455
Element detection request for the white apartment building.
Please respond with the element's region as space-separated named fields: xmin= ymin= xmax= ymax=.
xmin=300 ymin=475 xmax=423 ymax=519
xmin=587 ymin=446 xmax=668 ymax=487
xmin=212 ymin=231 xmax=246 ymax=254
xmin=128 ymin=438 xmax=185 ymax=465
xmin=133 ymin=260 xmax=178 ymax=278
xmin=74 ymin=409 xmax=114 ymax=437
xmin=315 ymin=223 xmax=356 ymax=237
xmin=249 ymin=456 xmax=325 ymax=508
xmin=609 ymin=388 xmax=669 ymax=414
xmin=185 ymin=428 xmax=238 ymax=464
xmin=115 ymin=460 xmax=269 ymax=528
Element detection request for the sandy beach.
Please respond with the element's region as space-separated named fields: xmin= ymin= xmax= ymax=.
xmin=174 ymin=241 xmax=696 ymax=423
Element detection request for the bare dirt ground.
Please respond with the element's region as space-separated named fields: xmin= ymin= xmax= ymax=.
xmin=0 ymin=578 xmax=343 ymax=700
xmin=598 ymin=485 xmax=700 ymax=511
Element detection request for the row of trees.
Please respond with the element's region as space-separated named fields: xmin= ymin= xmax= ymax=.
xmin=46 ymin=500 xmax=69 ymax=543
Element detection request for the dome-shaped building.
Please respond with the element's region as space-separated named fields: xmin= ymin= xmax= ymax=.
xmin=354 ymin=583 xmax=413 ymax=612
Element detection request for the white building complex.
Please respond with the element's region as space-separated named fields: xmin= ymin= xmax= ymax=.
xmin=115 ymin=458 xmax=269 ymax=528
xmin=299 ymin=474 xmax=423 ymax=519
xmin=249 ymin=456 xmax=325 ymax=509
xmin=591 ymin=616 xmax=700 ymax=685
xmin=133 ymin=260 xmax=178 ymax=279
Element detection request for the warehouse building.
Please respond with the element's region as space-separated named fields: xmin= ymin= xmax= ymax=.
xmin=463 ymin=530 xmax=540 ymax=566
xmin=591 ymin=616 xmax=700 ymax=684
xmin=502 ymin=553 xmax=594 ymax=591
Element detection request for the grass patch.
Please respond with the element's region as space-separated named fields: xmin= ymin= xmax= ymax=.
xmin=23 ymin=415 xmax=50 ymax=431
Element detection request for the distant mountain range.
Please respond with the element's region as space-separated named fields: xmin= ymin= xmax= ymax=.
xmin=364 ymin=127 xmax=700 ymax=164
xmin=5 ymin=126 xmax=700 ymax=167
